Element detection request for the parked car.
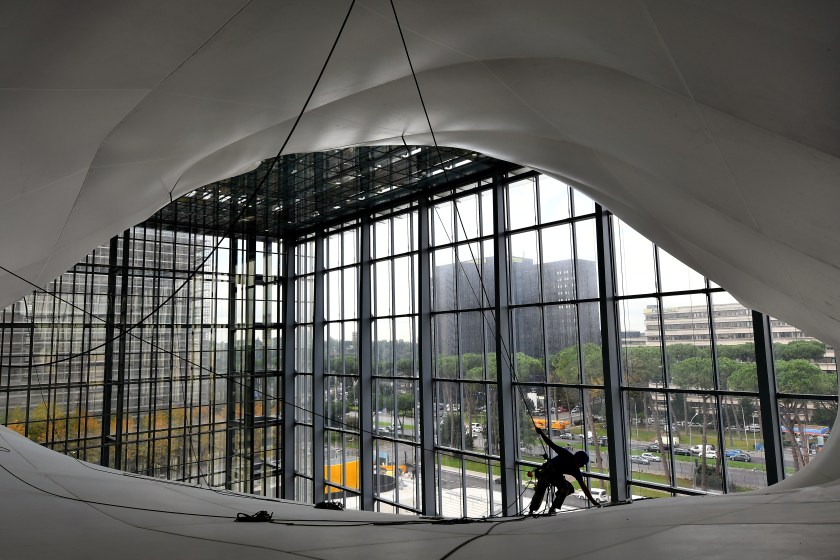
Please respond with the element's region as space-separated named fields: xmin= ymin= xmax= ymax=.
xmin=689 ymin=444 xmax=716 ymax=455
xmin=640 ymin=452 xmax=661 ymax=462
xmin=697 ymin=450 xmax=718 ymax=460
xmin=571 ymin=406 xmax=580 ymax=413
xmin=558 ymin=432 xmax=574 ymax=440
xmin=576 ymin=488 xmax=609 ymax=503
xmin=673 ymin=447 xmax=692 ymax=456
xmin=644 ymin=443 xmax=661 ymax=452
xmin=630 ymin=455 xmax=650 ymax=465
xmin=723 ymin=449 xmax=744 ymax=458
xmin=729 ymin=452 xmax=752 ymax=462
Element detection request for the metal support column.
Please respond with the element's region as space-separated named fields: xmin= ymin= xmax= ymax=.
xmin=595 ymin=207 xmax=629 ymax=502
xmin=100 ymin=235 xmax=120 ymax=468
xmin=358 ymin=216 xmax=375 ymax=510
xmin=113 ymin=231 xmax=130 ymax=472
xmin=224 ymin=236 xmax=238 ymax=490
xmin=281 ymin=244 xmax=297 ymax=499
xmin=492 ymin=178 xmax=518 ymax=516
xmin=417 ymin=196 xmax=437 ymax=514
xmin=242 ymin=227 xmax=257 ymax=494
xmin=312 ymin=232 xmax=326 ymax=500
xmin=753 ymin=310 xmax=785 ymax=485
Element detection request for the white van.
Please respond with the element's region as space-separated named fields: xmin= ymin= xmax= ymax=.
xmin=577 ymin=488 xmax=608 ymax=503
xmin=690 ymin=444 xmax=716 ymax=455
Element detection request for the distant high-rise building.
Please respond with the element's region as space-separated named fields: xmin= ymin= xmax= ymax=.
xmin=432 ymin=257 xmax=599 ymax=361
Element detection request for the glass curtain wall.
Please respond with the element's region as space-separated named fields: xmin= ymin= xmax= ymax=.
xmin=505 ymin=176 xmax=610 ymax=506
xmin=370 ymin=209 xmax=422 ymax=513
xmin=293 ymin=238 xmax=316 ymax=499
xmin=430 ymin=183 xmax=502 ymax=518
xmin=2 ymin=151 xmax=836 ymax=512
xmin=1 ymin=247 xmax=110 ymax=464
xmin=0 ymin=221 xmax=282 ymax=489
xmin=770 ymin=317 xmax=837 ymax=474
xmin=323 ymin=225 xmax=362 ymax=508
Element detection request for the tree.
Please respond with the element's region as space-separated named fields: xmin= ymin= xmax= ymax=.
xmin=514 ymin=352 xmax=544 ymax=384
xmin=439 ymin=411 xmax=468 ymax=449
xmin=437 ymin=355 xmax=458 ymax=379
xmin=665 ymin=344 xmax=705 ymax=369
xmin=777 ymin=340 xmax=826 ymax=361
xmin=622 ymin=346 xmax=662 ymax=386
xmin=717 ymin=343 xmax=755 ymax=362
xmin=396 ymin=392 xmax=415 ymax=431
xmin=670 ymin=356 xmax=718 ymax=490
xmin=775 ymin=359 xmax=835 ymax=470
xmin=727 ymin=363 xmax=758 ymax=393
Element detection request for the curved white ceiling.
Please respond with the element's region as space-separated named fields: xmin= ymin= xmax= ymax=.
xmin=2 ymin=0 xmax=840 ymax=480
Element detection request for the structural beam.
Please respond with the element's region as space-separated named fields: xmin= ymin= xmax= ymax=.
xmin=281 ymin=244 xmax=297 ymax=499
xmin=417 ymin=196 xmax=437 ymax=515
xmin=753 ymin=310 xmax=785 ymax=485
xmin=492 ymin=177 xmax=518 ymax=516
xmin=595 ymin=207 xmax=629 ymax=503
xmin=358 ymin=216 xmax=375 ymax=510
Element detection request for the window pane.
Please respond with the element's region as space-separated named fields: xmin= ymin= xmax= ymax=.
xmin=572 ymin=188 xmax=595 ymax=216
xmin=658 ymin=248 xmax=705 ymax=292
xmin=507 ymin=178 xmax=537 ymax=230
xmin=620 ymin=298 xmax=663 ymax=387
xmin=541 ymin=224 xmax=575 ymax=302
xmin=778 ymin=397 xmax=836 ymax=478
xmin=509 ymin=231 xmax=540 ymax=305
xmin=613 ymin=220 xmax=656 ymax=296
xmin=538 ymin=176 xmax=570 ymax=223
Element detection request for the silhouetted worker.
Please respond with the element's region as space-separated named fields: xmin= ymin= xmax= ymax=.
xmin=529 ymin=426 xmax=602 ymax=514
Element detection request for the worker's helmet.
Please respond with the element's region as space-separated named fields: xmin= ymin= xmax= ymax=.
xmin=574 ymin=451 xmax=590 ymax=466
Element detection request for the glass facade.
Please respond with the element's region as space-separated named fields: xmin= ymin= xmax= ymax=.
xmin=0 ymin=146 xmax=836 ymax=516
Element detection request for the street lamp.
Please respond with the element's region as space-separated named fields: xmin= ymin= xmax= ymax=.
xmin=751 ymin=412 xmax=759 ymax=452
xmin=688 ymin=410 xmax=699 ymax=447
